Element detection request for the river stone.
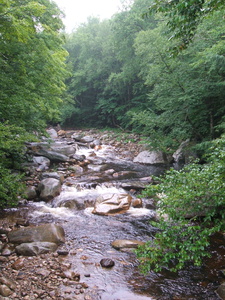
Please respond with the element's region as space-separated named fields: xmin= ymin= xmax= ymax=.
xmin=100 ymin=258 xmax=115 ymax=268
xmin=133 ymin=150 xmax=167 ymax=164
xmin=71 ymin=133 xmax=83 ymax=141
xmin=51 ymin=143 xmax=76 ymax=156
xmin=33 ymin=156 xmax=50 ymax=166
xmin=46 ymin=128 xmax=58 ymax=139
xmin=15 ymin=242 xmax=58 ymax=256
xmin=0 ymin=284 xmax=13 ymax=297
xmin=69 ymin=165 xmax=84 ymax=174
xmin=216 ymin=282 xmax=225 ymax=299
xmin=88 ymin=164 xmax=107 ymax=172
xmin=8 ymin=224 xmax=65 ymax=245
xmin=38 ymin=178 xmax=61 ymax=201
xmin=111 ymin=239 xmax=145 ymax=250
xmin=0 ymin=276 xmax=16 ymax=291
xmin=80 ymin=135 xmax=94 ymax=143
xmin=11 ymin=258 xmax=25 ymax=270
xmin=131 ymin=198 xmax=143 ymax=208
xmin=24 ymin=186 xmax=37 ymax=200
xmin=37 ymin=149 xmax=69 ymax=162
xmin=92 ymin=193 xmax=132 ymax=216
xmin=41 ymin=172 xmax=64 ymax=184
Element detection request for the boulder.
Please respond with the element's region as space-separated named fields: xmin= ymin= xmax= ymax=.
xmin=8 ymin=224 xmax=65 ymax=245
xmin=173 ymin=139 xmax=198 ymax=166
xmin=216 ymin=282 xmax=225 ymax=300
xmin=50 ymin=143 xmax=76 ymax=156
xmin=33 ymin=156 xmax=50 ymax=166
xmin=92 ymin=193 xmax=132 ymax=216
xmin=111 ymin=239 xmax=145 ymax=250
xmin=121 ymin=178 xmax=153 ymax=190
xmin=133 ymin=150 xmax=167 ymax=164
xmin=15 ymin=242 xmax=58 ymax=256
xmin=41 ymin=172 xmax=64 ymax=184
xmin=71 ymin=133 xmax=83 ymax=141
xmin=68 ymin=165 xmax=84 ymax=174
xmin=46 ymin=128 xmax=58 ymax=139
xmin=38 ymin=178 xmax=61 ymax=201
xmin=24 ymin=186 xmax=37 ymax=200
xmin=37 ymin=149 xmax=69 ymax=162
xmin=80 ymin=135 xmax=94 ymax=143
xmin=90 ymin=139 xmax=101 ymax=148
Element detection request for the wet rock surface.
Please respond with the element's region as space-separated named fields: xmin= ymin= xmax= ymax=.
xmin=0 ymin=129 xmax=223 ymax=300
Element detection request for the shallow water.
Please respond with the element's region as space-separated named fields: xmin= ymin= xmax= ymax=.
xmin=1 ymin=138 xmax=223 ymax=299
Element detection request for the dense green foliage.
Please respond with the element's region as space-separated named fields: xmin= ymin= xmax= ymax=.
xmin=0 ymin=0 xmax=68 ymax=207
xmin=1 ymin=0 xmax=68 ymax=130
xmin=136 ymin=134 xmax=225 ymax=272
xmin=61 ymin=0 xmax=225 ymax=272
xmin=63 ymin=0 xmax=225 ymax=151
xmin=1 ymin=0 xmax=225 ymax=273
xmin=146 ymin=0 xmax=225 ymax=51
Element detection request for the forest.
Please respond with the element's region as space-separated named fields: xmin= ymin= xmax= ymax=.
xmin=0 ymin=0 xmax=225 ymax=272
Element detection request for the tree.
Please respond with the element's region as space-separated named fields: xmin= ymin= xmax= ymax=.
xmin=129 ymin=8 xmax=225 ymax=150
xmin=0 ymin=0 xmax=68 ymax=207
xmin=63 ymin=0 xmax=157 ymax=128
xmin=146 ymin=0 xmax=225 ymax=50
xmin=0 ymin=0 xmax=68 ymax=131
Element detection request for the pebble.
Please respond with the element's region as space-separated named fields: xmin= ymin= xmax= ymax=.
xmin=100 ymin=258 xmax=115 ymax=268
xmin=0 ymin=284 xmax=13 ymax=297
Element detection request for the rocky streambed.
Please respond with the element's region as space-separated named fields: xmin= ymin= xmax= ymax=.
xmin=0 ymin=129 xmax=225 ymax=300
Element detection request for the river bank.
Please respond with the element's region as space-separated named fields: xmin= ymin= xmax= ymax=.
xmin=0 ymin=129 xmax=224 ymax=300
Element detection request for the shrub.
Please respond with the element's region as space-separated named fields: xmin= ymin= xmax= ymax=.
xmin=136 ymin=134 xmax=225 ymax=272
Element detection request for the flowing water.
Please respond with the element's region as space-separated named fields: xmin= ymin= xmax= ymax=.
xmin=1 ymin=137 xmax=224 ymax=299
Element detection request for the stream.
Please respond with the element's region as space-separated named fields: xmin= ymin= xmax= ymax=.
xmin=0 ymin=129 xmax=224 ymax=300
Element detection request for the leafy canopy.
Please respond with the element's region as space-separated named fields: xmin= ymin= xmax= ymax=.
xmin=0 ymin=0 xmax=68 ymax=207
xmin=146 ymin=0 xmax=225 ymax=50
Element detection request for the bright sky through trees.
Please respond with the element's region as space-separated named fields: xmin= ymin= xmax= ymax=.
xmin=53 ymin=0 xmax=122 ymax=31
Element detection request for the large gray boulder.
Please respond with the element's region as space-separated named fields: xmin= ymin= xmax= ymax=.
xmin=33 ymin=156 xmax=50 ymax=166
xmin=46 ymin=128 xmax=58 ymax=139
xmin=38 ymin=178 xmax=61 ymax=201
xmin=50 ymin=143 xmax=76 ymax=156
xmin=133 ymin=150 xmax=167 ymax=164
xmin=92 ymin=193 xmax=132 ymax=216
xmin=37 ymin=149 xmax=69 ymax=162
xmin=80 ymin=135 xmax=94 ymax=143
xmin=8 ymin=224 xmax=65 ymax=245
xmin=15 ymin=242 xmax=58 ymax=256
